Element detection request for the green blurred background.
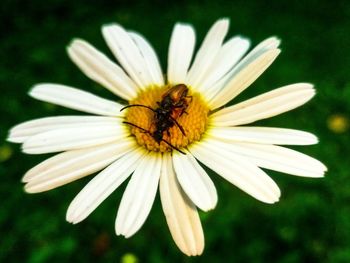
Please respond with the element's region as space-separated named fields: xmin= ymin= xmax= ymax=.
xmin=1 ymin=0 xmax=349 ymax=262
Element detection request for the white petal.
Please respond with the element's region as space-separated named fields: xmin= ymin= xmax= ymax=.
xmin=22 ymin=122 xmax=128 ymax=154
xmin=197 ymin=36 xmax=250 ymax=92
xmin=190 ymin=140 xmax=281 ymax=204
xmin=212 ymin=140 xmax=327 ymax=177
xmin=24 ymin=139 xmax=136 ymax=193
xmin=172 ymin=152 xmax=217 ymax=211
xmin=67 ymin=39 xmax=138 ymax=100
xmin=102 ymin=24 xmax=154 ymax=88
xmin=237 ymin=37 xmax=281 ymax=68
xmin=160 ymin=153 xmax=204 ymax=256
xmin=8 ymin=116 xmax=122 ymax=143
xmin=129 ymin=31 xmax=164 ymax=86
xmin=211 ymin=83 xmax=315 ymax=126
xmin=208 ymin=126 xmax=318 ymax=145
xmin=66 ymin=148 xmax=145 ymax=224
xmin=116 ymin=152 xmax=162 ymax=238
xmin=167 ymin=23 xmax=196 ymax=84
xmin=30 ymin=84 xmax=123 ymax=116
xmin=186 ymin=18 xmax=230 ymax=89
xmin=203 ymin=37 xmax=280 ymax=102
xmin=208 ymin=49 xmax=281 ymax=109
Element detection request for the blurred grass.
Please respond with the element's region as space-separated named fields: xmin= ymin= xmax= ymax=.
xmin=0 ymin=0 xmax=349 ymax=262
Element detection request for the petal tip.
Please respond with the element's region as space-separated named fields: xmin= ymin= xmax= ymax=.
xmin=28 ymin=86 xmax=38 ymax=97
xmin=6 ymin=134 xmax=17 ymax=143
xmin=28 ymin=83 xmax=50 ymax=98
xmin=65 ymin=213 xmax=78 ymax=224
xmin=24 ymin=183 xmax=36 ymax=194
xmin=266 ymin=197 xmax=280 ymax=204
xmin=102 ymin=22 xmax=117 ymax=29
xmin=309 ymin=134 xmax=319 ymax=145
xmin=21 ymin=172 xmax=31 ymax=183
xmin=241 ymin=37 xmax=251 ymax=46
xmin=301 ymin=82 xmax=315 ymax=91
xmin=271 ymin=36 xmax=282 ymax=47
xmin=175 ymin=22 xmax=194 ymax=29
xmin=218 ymin=17 xmax=230 ymax=25
xmin=115 ymin=227 xmax=126 ymax=237
xmin=21 ymin=144 xmax=31 ymax=154
xmin=66 ymin=218 xmax=78 ymax=225
xmin=274 ymin=48 xmax=282 ymax=56
xmin=102 ymin=23 xmax=122 ymax=34
xmin=67 ymin=38 xmax=84 ymax=47
xmin=263 ymin=36 xmax=281 ymax=49
xmin=66 ymin=207 xmax=85 ymax=225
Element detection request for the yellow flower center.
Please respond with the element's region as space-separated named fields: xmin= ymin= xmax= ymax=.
xmin=124 ymin=84 xmax=210 ymax=153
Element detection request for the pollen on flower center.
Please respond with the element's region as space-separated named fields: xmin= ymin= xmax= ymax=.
xmin=124 ymin=85 xmax=210 ymax=153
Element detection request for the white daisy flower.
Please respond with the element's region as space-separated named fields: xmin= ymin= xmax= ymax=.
xmin=8 ymin=18 xmax=326 ymax=256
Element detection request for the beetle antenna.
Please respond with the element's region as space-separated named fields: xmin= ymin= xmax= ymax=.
xmin=120 ymin=104 xmax=155 ymax=112
xmin=123 ymin=121 xmax=151 ymax=134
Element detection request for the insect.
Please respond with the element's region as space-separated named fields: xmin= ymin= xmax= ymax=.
xmin=121 ymin=84 xmax=192 ymax=154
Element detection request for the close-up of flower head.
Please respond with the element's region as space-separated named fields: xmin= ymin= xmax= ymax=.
xmin=7 ymin=18 xmax=327 ymax=256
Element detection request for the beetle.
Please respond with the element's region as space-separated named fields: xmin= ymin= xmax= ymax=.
xmin=121 ymin=84 xmax=192 ymax=154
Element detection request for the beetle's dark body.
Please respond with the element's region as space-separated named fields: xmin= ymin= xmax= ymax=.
xmin=153 ymin=84 xmax=190 ymax=142
xmin=121 ymin=84 xmax=191 ymax=154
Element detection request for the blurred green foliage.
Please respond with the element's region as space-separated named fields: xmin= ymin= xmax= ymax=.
xmin=1 ymin=0 xmax=349 ymax=262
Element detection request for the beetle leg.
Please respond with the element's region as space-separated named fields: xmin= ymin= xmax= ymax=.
xmin=170 ymin=117 xmax=186 ymax=136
